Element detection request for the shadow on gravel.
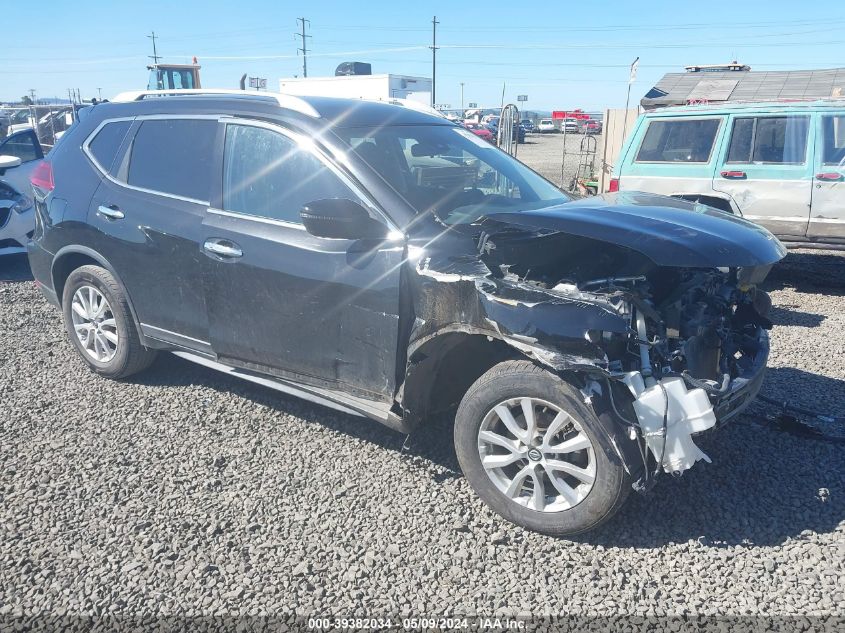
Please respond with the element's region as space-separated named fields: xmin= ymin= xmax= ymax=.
xmin=131 ymin=353 xmax=464 ymax=477
xmin=136 ymin=355 xmax=844 ymax=548
xmin=0 ymin=253 xmax=34 ymax=282
xmin=767 ymin=305 xmax=826 ymax=328
xmin=765 ymin=251 xmax=845 ymax=295
xmin=574 ymin=366 xmax=845 ymax=549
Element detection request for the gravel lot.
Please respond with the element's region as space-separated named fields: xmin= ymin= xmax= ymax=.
xmin=0 ymin=246 xmax=843 ymax=628
xmin=518 ymin=131 xmax=602 ymax=188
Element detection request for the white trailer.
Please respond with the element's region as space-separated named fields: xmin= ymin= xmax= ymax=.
xmin=278 ymin=74 xmax=432 ymax=105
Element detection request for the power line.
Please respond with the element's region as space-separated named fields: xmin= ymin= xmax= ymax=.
xmin=296 ymin=18 xmax=311 ymax=78
xmin=322 ymin=16 xmax=845 ymax=33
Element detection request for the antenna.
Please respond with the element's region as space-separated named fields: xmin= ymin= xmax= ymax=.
xmin=296 ymin=18 xmax=311 ymax=78
xmin=148 ymin=30 xmax=161 ymax=65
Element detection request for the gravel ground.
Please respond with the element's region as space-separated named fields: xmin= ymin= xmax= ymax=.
xmin=0 ymin=248 xmax=843 ymax=628
xmin=517 ymin=131 xmax=599 ymax=188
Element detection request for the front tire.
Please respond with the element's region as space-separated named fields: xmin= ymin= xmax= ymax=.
xmin=62 ymin=265 xmax=157 ymax=379
xmin=455 ymin=360 xmax=630 ymax=536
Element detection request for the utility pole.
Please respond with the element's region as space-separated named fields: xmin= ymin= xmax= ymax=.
xmin=296 ymin=18 xmax=311 ymax=78
xmin=430 ymin=16 xmax=439 ymax=108
xmin=147 ymin=31 xmax=161 ymax=65
xmin=97 ymin=88 xmax=102 ymax=101
xmin=29 ymin=89 xmax=38 ymax=139
xmin=460 ymin=82 xmax=464 ymax=111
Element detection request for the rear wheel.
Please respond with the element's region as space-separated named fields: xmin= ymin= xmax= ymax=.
xmin=455 ymin=360 xmax=630 ymax=536
xmin=62 ymin=265 xmax=157 ymax=379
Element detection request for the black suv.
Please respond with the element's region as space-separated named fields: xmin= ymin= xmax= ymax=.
xmin=28 ymin=90 xmax=785 ymax=535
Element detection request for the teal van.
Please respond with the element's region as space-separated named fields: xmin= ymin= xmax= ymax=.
xmin=611 ymin=100 xmax=845 ymax=246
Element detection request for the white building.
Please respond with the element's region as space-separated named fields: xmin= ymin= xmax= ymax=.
xmin=278 ymin=74 xmax=432 ymax=105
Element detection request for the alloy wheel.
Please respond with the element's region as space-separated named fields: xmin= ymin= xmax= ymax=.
xmin=70 ymin=285 xmax=119 ymax=363
xmin=477 ymin=397 xmax=596 ymax=512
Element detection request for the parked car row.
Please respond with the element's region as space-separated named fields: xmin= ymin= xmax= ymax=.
xmin=535 ymin=117 xmax=602 ymax=134
xmin=463 ymin=119 xmax=526 ymax=144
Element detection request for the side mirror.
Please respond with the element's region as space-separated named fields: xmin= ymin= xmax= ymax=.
xmin=300 ymin=198 xmax=389 ymax=240
xmin=0 ymin=155 xmax=22 ymax=170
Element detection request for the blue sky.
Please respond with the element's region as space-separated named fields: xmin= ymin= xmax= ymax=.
xmin=5 ymin=0 xmax=845 ymax=110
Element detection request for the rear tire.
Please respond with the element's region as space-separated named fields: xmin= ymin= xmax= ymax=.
xmin=454 ymin=360 xmax=630 ymax=536
xmin=62 ymin=265 xmax=157 ymax=379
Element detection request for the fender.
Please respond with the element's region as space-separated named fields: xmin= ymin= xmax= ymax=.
xmin=50 ymin=244 xmax=155 ymax=348
xmin=668 ymin=193 xmax=739 ymax=215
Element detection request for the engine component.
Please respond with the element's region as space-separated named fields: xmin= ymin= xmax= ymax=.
xmin=622 ymin=373 xmax=717 ymax=474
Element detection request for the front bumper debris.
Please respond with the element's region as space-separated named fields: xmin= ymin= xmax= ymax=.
xmin=620 ymin=329 xmax=769 ymax=475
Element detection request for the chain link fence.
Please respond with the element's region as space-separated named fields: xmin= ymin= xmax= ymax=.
xmin=1 ymin=105 xmax=78 ymax=151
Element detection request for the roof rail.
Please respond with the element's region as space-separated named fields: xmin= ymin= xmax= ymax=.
xmin=382 ymin=98 xmax=448 ymax=119
xmin=111 ymin=89 xmax=320 ymax=118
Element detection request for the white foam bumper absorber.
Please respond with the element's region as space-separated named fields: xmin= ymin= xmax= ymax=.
xmin=621 ymin=373 xmax=718 ymax=474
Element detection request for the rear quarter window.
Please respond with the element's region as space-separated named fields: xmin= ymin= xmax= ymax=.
xmin=635 ymin=118 xmax=721 ymax=163
xmin=127 ymin=118 xmax=216 ymax=201
xmin=87 ymin=120 xmax=132 ymax=173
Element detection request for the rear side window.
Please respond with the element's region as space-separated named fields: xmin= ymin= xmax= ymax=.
xmin=821 ymin=115 xmax=845 ymax=166
xmin=127 ymin=119 xmax=216 ymax=201
xmin=222 ymin=124 xmax=355 ymax=224
xmin=726 ymin=116 xmax=809 ymax=164
xmin=88 ymin=120 xmax=132 ymax=173
xmin=635 ymin=118 xmax=720 ymax=163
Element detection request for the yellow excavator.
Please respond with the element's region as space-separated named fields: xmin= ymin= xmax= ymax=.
xmin=146 ymin=57 xmax=202 ymax=91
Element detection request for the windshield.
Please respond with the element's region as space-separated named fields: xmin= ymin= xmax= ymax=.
xmin=334 ymin=124 xmax=571 ymax=225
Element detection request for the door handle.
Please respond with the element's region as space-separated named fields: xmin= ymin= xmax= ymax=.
xmin=720 ymin=170 xmax=747 ymax=179
xmin=97 ymin=205 xmax=125 ymax=220
xmin=203 ymin=239 xmax=243 ymax=258
xmin=815 ymin=172 xmax=843 ymax=181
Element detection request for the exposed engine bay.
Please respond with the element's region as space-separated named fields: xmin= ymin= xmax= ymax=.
xmin=508 ymin=261 xmax=774 ymax=481
xmin=412 ymin=217 xmax=778 ymax=486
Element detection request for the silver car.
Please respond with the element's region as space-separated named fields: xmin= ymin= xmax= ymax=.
xmin=0 ymin=129 xmax=43 ymax=255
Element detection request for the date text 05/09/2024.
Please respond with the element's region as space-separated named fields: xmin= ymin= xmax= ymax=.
xmin=307 ymin=617 xmax=527 ymax=630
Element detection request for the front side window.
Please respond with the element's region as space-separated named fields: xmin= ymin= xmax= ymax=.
xmin=334 ymin=124 xmax=571 ymax=225
xmin=821 ymin=115 xmax=845 ymax=166
xmin=635 ymin=118 xmax=721 ymax=163
xmin=88 ymin=120 xmax=132 ymax=173
xmin=127 ymin=119 xmax=216 ymax=201
xmin=726 ymin=116 xmax=809 ymax=164
xmin=222 ymin=124 xmax=356 ymax=224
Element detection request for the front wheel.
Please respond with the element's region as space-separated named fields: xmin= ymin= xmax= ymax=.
xmin=454 ymin=360 xmax=631 ymax=536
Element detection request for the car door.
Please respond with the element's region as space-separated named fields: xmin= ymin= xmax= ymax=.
xmin=0 ymin=129 xmax=44 ymax=194
xmin=86 ymin=116 xmax=217 ymax=352
xmin=712 ymin=113 xmax=814 ymax=237
xmin=808 ymin=111 xmax=845 ymax=240
xmin=201 ymin=118 xmax=404 ymax=414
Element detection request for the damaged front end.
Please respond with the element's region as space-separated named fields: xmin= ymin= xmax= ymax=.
xmin=405 ymin=196 xmax=785 ymax=485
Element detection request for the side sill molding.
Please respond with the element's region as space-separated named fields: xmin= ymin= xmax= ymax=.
xmin=171 ymin=350 xmax=393 ymax=423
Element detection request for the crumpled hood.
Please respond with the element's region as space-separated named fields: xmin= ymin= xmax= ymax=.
xmin=484 ymin=191 xmax=787 ymax=268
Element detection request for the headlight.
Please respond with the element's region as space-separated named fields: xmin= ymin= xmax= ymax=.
xmin=11 ymin=195 xmax=33 ymax=214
